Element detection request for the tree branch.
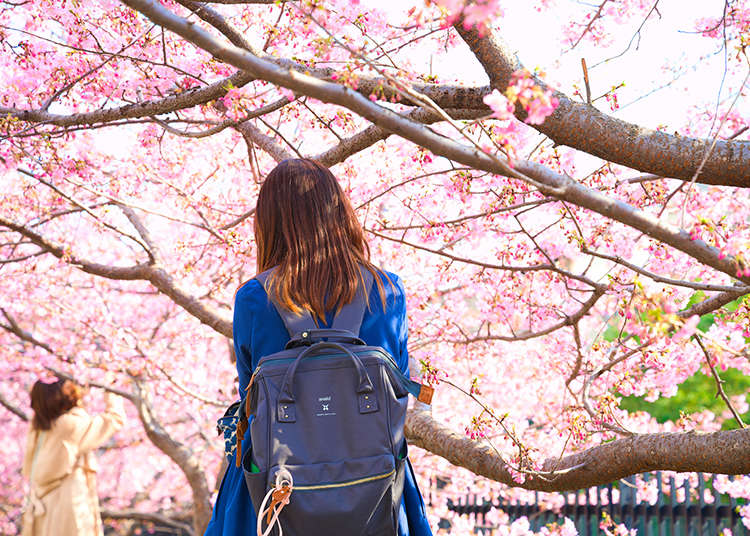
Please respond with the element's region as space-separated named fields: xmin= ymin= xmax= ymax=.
xmin=583 ymin=246 xmax=745 ymax=292
xmin=570 ymin=1 xmax=611 ymax=49
xmin=1 ymin=308 xmax=137 ymax=400
xmin=0 ymin=70 xmax=254 ymax=127
xmin=119 ymin=204 xmax=160 ymax=260
xmin=406 ymin=410 xmax=750 ymax=491
xmin=153 ymin=96 xmax=291 ymax=139
xmin=0 ymin=217 xmax=232 ymax=337
xmin=15 ymin=172 xmax=155 ymax=262
xmin=3 ymin=5 xmax=489 ymax=134
xmin=100 ymin=509 xmax=194 ymax=535
xmin=454 ymin=22 xmax=750 ymax=188
xmin=9 ymin=2 xmax=748 ymax=193
xmin=314 ymin=107 xmax=486 ymax=167
xmin=236 ymin=121 xmax=294 ymax=162
xmin=116 ymin=0 xmax=750 ymax=290
xmin=445 ymin=287 xmax=606 ymax=343
xmin=1 ymin=307 xmax=58 ymax=356
xmin=175 ymin=0 xmax=260 ymax=53
xmin=694 ymin=335 xmax=746 ymax=429
xmin=132 ymin=380 xmax=212 ymax=533
xmin=678 ymin=287 xmax=749 ymax=318
xmin=0 ymin=390 xmax=29 ymax=421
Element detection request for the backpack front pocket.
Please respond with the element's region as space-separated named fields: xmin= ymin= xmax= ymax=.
xmin=267 ymin=453 xmax=397 ymax=536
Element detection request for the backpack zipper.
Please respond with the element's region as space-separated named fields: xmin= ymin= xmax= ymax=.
xmin=292 ymin=468 xmax=395 ymax=491
xmin=252 ymin=350 xmax=398 ymax=376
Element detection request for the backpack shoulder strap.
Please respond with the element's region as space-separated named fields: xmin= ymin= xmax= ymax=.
xmin=255 ymin=266 xmax=374 ymax=337
xmin=255 ymin=268 xmax=318 ymax=337
xmin=330 ymin=266 xmax=374 ymax=335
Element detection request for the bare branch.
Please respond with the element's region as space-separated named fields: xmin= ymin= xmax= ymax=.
xmin=583 ymin=246 xmax=747 ymax=292
xmin=566 ymin=324 xmax=584 ymax=386
xmin=100 ymin=509 xmax=194 ymax=536
xmin=590 ymin=0 xmax=662 ymax=68
xmin=0 ymin=390 xmax=29 ymax=421
xmin=153 ymin=96 xmax=291 ymax=139
xmin=580 ymin=58 xmax=592 ymax=105
xmin=119 ymin=205 xmax=159 ymax=260
xmin=444 ymin=287 xmax=606 ymax=343
xmin=220 ymin=207 xmax=255 ymax=230
xmin=570 ymin=1 xmax=611 ymax=49
xmin=236 ymin=121 xmax=294 ymax=162
xmin=694 ymin=335 xmax=746 ymax=429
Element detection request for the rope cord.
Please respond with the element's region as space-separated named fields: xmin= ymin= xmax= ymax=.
xmin=257 ymin=468 xmax=293 ymax=536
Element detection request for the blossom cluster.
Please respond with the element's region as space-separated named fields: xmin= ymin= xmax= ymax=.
xmin=484 ymin=69 xmax=559 ymax=125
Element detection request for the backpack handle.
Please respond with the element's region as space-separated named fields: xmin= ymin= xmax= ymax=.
xmin=285 ymin=329 xmax=366 ymax=349
xmin=276 ymin=341 xmax=377 ymax=423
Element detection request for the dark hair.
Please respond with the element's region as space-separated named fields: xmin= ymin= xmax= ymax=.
xmin=30 ymin=379 xmax=82 ymax=430
xmin=252 ymin=158 xmax=386 ymax=321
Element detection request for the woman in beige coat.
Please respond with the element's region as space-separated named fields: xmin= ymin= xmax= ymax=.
xmin=22 ymin=378 xmax=125 ymax=536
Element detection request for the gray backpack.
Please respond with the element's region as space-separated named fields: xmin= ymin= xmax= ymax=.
xmin=237 ymin=268 xmax=433 ymax=536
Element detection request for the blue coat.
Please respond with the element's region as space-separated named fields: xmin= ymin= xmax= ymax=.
xmin=205 ymin=270 xmax=433 ymax=536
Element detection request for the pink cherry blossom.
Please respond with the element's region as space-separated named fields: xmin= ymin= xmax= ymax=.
xmin=1 ymin=1 xmax=749 ymax=534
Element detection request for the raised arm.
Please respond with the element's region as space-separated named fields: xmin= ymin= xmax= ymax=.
xmin=73 ymin=392 xmax=126 ymax=453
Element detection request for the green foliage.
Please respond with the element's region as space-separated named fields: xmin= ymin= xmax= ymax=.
xmin=684 ymin=291 xmax=747 ymax=335
xmin=620 ymin=368 xmax=750 ymax=429
xmin=602 ymin=323 xmax=640 ymax=344
xmin=615 ymin=293 xmax=749 ymax=428
xmin=602 ymin=324 xmax=621 ymax=342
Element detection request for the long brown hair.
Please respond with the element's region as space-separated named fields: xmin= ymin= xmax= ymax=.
xmin=253 ymin=158 xmax=386 ymax=321
xmin=30 ymin=379 xmax=82 ymax=430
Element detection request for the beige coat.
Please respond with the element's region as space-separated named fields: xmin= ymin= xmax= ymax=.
xmin=21 ymin=393 xmax=125 ymax=536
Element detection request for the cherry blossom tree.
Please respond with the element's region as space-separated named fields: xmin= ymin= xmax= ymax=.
xmin=1 ymin=0 xmax=748 ymax=534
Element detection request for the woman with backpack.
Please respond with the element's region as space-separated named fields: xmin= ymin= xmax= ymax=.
xmin=206 ymin=158 xmax=433 ymax=536
xmin=22 ymin=378 xmax=125 ymax=536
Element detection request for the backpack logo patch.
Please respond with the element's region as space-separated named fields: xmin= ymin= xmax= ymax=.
xmin=316 ymin=396 xmax=335 ymax=417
